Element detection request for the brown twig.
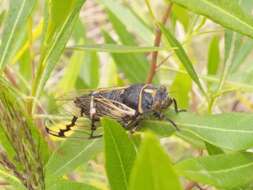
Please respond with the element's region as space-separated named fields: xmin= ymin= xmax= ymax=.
xmin=146 ymin=3 xmax=173 ymax=84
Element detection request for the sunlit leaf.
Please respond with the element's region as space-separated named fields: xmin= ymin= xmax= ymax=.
xmin=159 ymin=24 xmax=204 ymax=93
xmin=97 ymin=0 xmax=153 ymax=43
xmin=208 ymin=36 xmax=220 ymax=75
xmin=129 ymin=133 xmax=182 ymax=190
xmin=168 ymin=0 xmax=253 ymax=39
xmin=102 ymin=118 xmax=136 ymax=190
xmin=176 ymin=152 xmax=253 ymax=188
xmin=68 ymin=44 xmax=173 ymax=53
xmin=103 ymin=32 xmax=149 ymax=83
xmin=48 ymin=180 xmax=99 ymax=190
xmin=45 ymin=136 xmax=102 ymax=185
xmin=31 ymin=0 xmax=86 ymax=112
xmin=0 ymin=0 xmax=36 ymax=70
xmin=171 ymin=112 xmax=253 ymax=151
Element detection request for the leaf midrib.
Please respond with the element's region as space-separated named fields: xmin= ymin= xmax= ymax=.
xmin=180 ymin=160 xmax=253 ymax=174
xmin=107 ymin=127 xmax=128 ymax=190
xmin=178 ymin=122 xmax=253 ymax=133
xmin=46 ymin=139 xmax=98 ymax=177
xmin=200 ymin=0 xmax=253 ymax=31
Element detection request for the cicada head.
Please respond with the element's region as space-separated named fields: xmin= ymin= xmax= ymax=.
xmin=152 ymin=85 xmax=172 ymax=111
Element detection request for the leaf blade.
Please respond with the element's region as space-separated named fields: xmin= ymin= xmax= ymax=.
xmin=0 ymin=0 xmax=36 ymax=70
xmin=175 ymin=152 xmax=253 ymax=188
xmin=172 ymin=112 xmax=253 ymax=151
xmin=168 ymin=0 xmax=253 ymax=39
xmin=129 ymin=133 xmax=182 ymax=190
xmin=159 ymin=24 xmax=204 ymax=93
xmin=102 ymin=118 xmax=136 ymax=190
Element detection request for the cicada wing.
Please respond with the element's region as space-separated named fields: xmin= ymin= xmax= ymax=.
xmin=45 ymin=95 xmax=90 ymax=139
xmin=94 ymin=96 xmax=136 ymax=123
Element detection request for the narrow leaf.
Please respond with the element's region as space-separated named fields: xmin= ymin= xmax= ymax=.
xmin=48 ymin=180 xmax=99 ymax=190
xmin=129 ymin=133 xmax=182 ymax=190
xmin=159 ymin=24 xmax=204 ymax=93
xmin=208 ymin=36 xmax=220 ymax=75
xmin=68 ymin=44 xmax=173 ymax=53
xmin=168 ymin=0 xmax=253 ymax=39
xmin=31 ymin=0 xmax=86 ymax=112
xmin=170 ymin=67 xmax=192 ymax=109
xmin=102 ymin=118 xmax=136 ymax=190
xmin=106 ymin=10 xmax=158 ymax=83
xmin=97 ymin=0 xmax=153 ymax=43
xmin=175 ymin=152 xmax=253 ymax=188
xmin=103 ymin=32 xmax=149 ymax=83
xmin=0 ymin=0 xmax=36 ymax=70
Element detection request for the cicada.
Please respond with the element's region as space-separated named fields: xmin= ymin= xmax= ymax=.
xmin=46 ymin=84 xmax=183 ymax=139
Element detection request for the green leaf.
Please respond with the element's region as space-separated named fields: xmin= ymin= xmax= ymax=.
xmin=48 ymin=180 xmax=99 ymax=190
xmin=159 ymin=24 xmax=204 ymax=93
xmin=79 ymin=51 xmax=100 ymax=89
xmin=57 ymin=39 xmax=85 ymax=94
xmin=103 ymin=32 xmax=149 ymax=83
xmin=139 ymin=120 xmax=176 ymax=137
xmin=205 ymin=142 xmax=224 ymax=155
xmin=231 ymin=39 xmax=253 ymax=73
xmin=0 ymin=0 xmax=36 ymax=70
xmin=67 ymin=44 xmax=173 ymax=53
xmin=97 ymin=0 xmax=153 ymax=43
xmin=106 ymin=10 xmax=158 ymax=84
xmin=31 ymin=0 xmax=86 ymax=112
xmin=129 ymin=133 xmax=182 ymax=190
xmin=172 ymin=112 xmax=253 ymax=151
xmin=208 ymin=36 xmax=220 ymax=75
xmin=172 ymin=4 xmax=190 ymax=31
xmin=102 ymin=118 xmax=136 ymax=190
xmin=170 ymin=67 xmax=192 ymax=109
xmin=175 ymin=152 xmax=253 ymax=188
xmin=45 ymin=137 xmax=102 ymax=185
xmin=168 ymin=0 xmax=253 ymax=39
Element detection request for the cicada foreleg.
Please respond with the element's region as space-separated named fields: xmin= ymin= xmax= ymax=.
xmin=172 ymin=98 xmax=186 ymax=113
xmin=154 ymin=112 xmax=179 ymax=131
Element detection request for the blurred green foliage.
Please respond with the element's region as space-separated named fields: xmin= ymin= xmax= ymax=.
xmin=1 ymin=0 xmax=253 ymax=189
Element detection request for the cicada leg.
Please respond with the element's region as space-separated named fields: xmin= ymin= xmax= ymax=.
xmin=123 ymin=114 xmax=142 ymax=134
xmin=154 ymin=112 xmax=179 ymax=131
xmin=172 ymin=98 xmax=186 ymax=113
xmin=89 ymin=95 xmax=102 ymax=139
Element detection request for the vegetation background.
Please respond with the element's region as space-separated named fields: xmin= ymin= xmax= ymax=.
xmin=1 ymin=0 xmax=253 ymax=189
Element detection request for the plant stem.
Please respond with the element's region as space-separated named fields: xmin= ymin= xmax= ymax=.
xmin=146 ymin=3 xmax=173 ymax=84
